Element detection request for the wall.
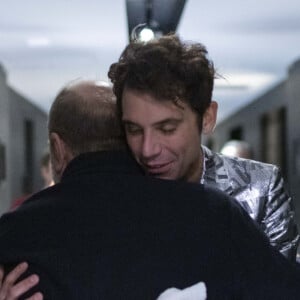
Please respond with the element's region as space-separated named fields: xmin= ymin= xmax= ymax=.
xmin=0 ymin=63 xmax=48 ymax=214
xmin=0 ymin=65 xmax=10 ymax=211
xmin=9 ymin=88 xmax=48 ymax=203
xmin=209 ymin=58 xmax=300 ymax=231
xmin=286 ymin=60 xmax=300 ymax=225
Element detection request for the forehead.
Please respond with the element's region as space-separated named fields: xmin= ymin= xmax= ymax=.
xmin=122 ymin=88 xmax=194 ymax=124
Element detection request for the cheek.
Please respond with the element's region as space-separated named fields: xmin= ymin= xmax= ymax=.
xmin=172 ymin=127 xmax=200 ymax=152
xmin=163 ymin=135 xmax=190 ymax=161
xmin=174 ymin=131 xmax=201 ymax=161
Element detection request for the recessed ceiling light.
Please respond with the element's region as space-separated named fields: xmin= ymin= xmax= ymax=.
xmin=27 ymin=37 xmax=51 ymax=48
xmin=139 ymin=28 xmax=155 ymax=42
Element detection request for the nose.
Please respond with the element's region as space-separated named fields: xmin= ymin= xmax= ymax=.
xmin=141 ymin=132 xmax=162 ymax=160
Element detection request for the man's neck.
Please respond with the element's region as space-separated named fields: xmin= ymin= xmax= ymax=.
xmin=186 ymin=147 xmax=205 ymax=183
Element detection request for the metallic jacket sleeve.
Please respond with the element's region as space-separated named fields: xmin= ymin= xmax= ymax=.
xmin=202 ymin=146 xmax=299 ymax=261
xmin=261 ymin=166 xmax=299 ymax=260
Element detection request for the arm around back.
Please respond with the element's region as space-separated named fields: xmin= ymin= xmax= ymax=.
xmin=262 ymin=166 xmax=299 ymax=260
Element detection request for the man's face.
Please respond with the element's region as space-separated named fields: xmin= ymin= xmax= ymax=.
xmin=122 ymin=88 xmax=203 ymax=183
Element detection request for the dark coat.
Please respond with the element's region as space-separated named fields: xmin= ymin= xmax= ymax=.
xmin=0 ymin=151 xmax=299 ymax=299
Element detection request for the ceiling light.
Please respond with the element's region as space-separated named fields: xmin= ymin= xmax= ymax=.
xmin=27 ymin=37 xmax=51 ymax=48
xmin=130 ymin=23 xmax=157 ymax=42
xmin=139 ymin=27 xmax=155 ymax=42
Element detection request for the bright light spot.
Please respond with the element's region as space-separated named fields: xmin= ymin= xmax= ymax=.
xmin=95 ymin=80 xmax=111 ymax=87
xmin=27 ymin=37 xmax=51 ymax=48
xmin=220 ymin=145 xmax=239 ymax=157
xmin=139 ymin=28 xmax=155 ymax=42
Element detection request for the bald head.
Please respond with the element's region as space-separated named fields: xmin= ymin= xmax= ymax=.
xmin=48 ymin=80 xmax=126 ymax=182
xmin=48 ymin=80 xmax=125 ymax=157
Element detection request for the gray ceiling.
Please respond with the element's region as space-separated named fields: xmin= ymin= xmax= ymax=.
xmin=1 ymin=0 xmax=300 ymax=121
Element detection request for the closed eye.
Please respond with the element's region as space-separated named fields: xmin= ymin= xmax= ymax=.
xmin=124 ymin=123 xmax=143 ymax=136
xmin=156 ymin=120 xmax=181 ymax=135
xmin=160 ymin=126 xmax=177 ymax=134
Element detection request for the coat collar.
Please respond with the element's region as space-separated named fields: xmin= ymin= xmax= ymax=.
xmin=202 ymin=145 xmax=234 ymax=195
xmin=61 ymin=150 xmax=143 ymax=183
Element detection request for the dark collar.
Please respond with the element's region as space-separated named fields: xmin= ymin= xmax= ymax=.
xmin=61 ymin=150 xmax=143 ymax=182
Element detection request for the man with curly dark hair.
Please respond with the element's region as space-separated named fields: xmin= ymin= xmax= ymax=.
xmin=108 ymin=34 xmax=299 ymax=260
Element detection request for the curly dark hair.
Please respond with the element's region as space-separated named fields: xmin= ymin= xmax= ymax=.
xmin=108 ymin=34 xmax=216 ymax=123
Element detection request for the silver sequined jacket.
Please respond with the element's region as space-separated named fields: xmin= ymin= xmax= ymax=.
xmin=202 ymin=146 xmax=299 ymax=260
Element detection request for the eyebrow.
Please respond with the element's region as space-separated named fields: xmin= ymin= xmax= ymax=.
xmin=154 ymin=118 xmax=183 ymax=126
xmin=122 ymin=120 xmax=138 ymax=126
xmin=122 ymin=118 xmax=183 ymax=127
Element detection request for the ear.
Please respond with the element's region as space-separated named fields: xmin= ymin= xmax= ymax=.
xmin=202 ymin=101 xmax=218 ymax=135
xmin=49 ymin=132 xmax=70 ymax=180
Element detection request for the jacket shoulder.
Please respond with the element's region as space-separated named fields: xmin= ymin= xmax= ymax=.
xmin=204 ymin=145 xmax=278 ymax=176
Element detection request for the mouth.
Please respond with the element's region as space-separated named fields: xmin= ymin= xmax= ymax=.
xmin=143 ymin=161 xmax=173 ymax=176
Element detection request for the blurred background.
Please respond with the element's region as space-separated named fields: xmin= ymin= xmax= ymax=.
xmin=0 ymin=0 xmax=300 ymax=228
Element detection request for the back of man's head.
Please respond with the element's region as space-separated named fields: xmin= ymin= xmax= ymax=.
xmin=48 ymin=80 xmax=125 ymax=157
